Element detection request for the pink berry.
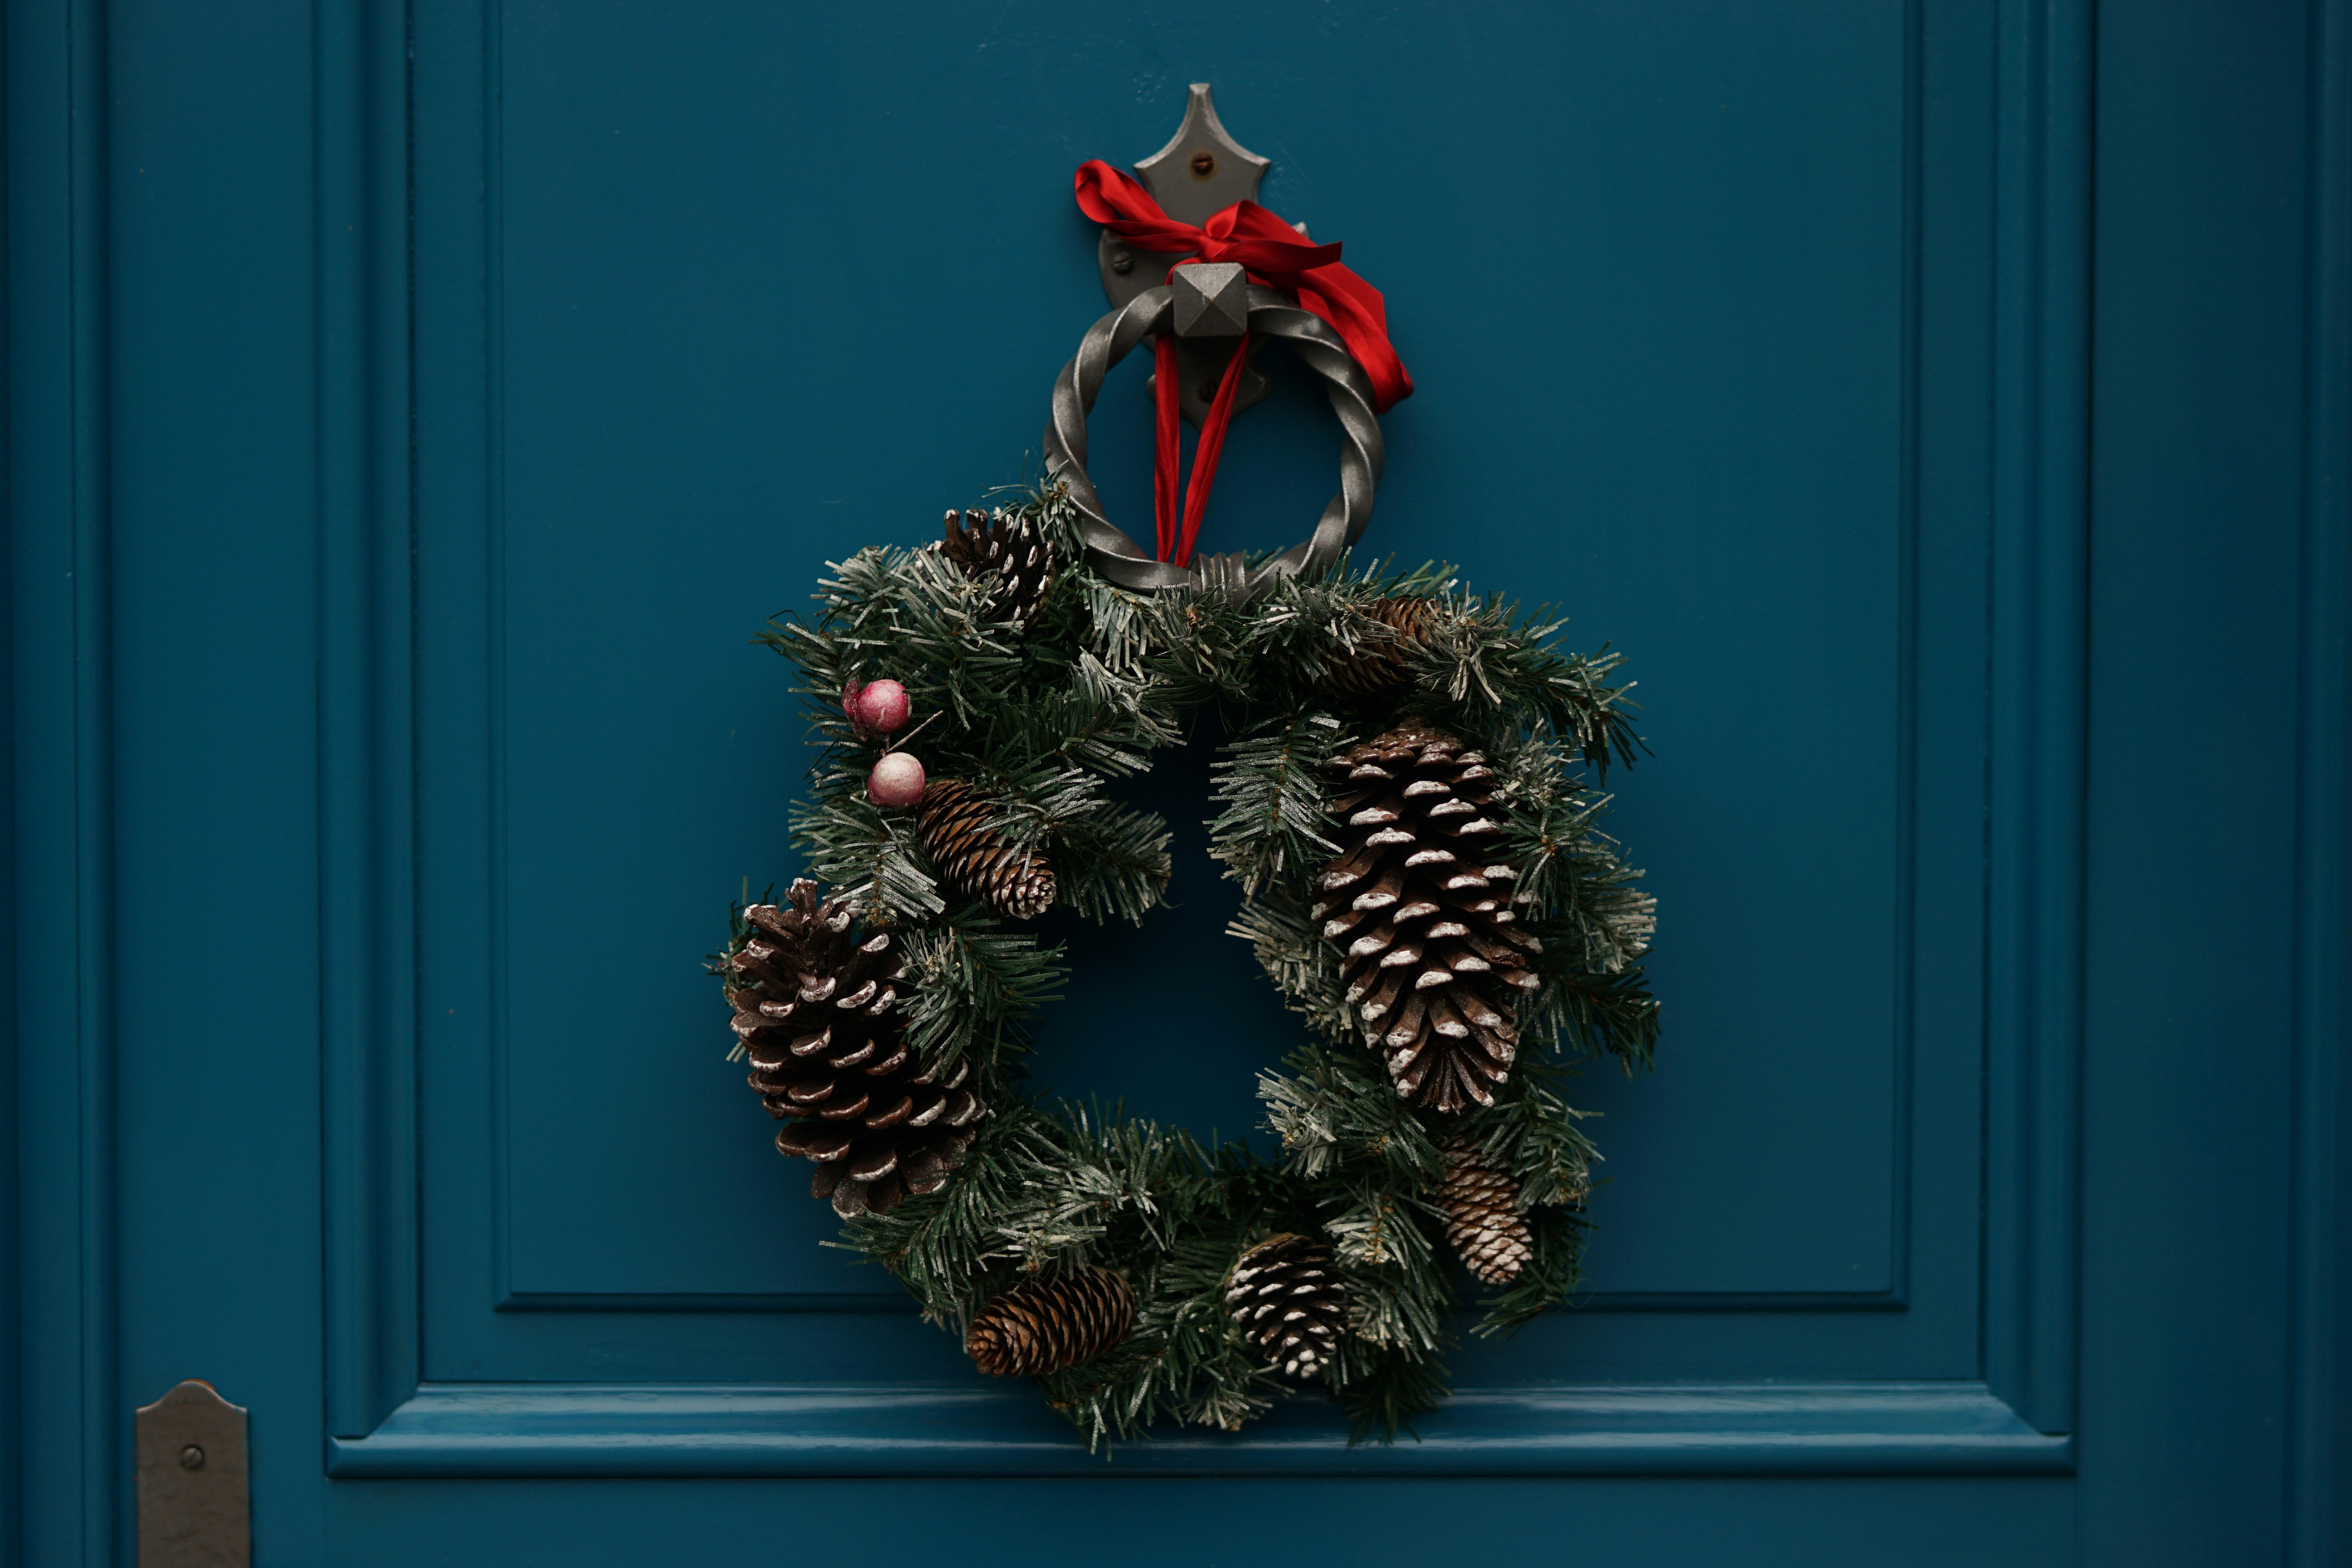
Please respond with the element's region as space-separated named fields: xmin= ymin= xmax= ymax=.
xmin=853 ymin=679 xmax=911 ymax=735
xmin=866 ymin=751 xmax=927 ymax=808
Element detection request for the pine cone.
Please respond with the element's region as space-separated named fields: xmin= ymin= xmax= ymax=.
xmin=1315 ymin=723 xmax=1540 ymax=1112
xmin=937 ymin=506 xmax=1057 ymax=629
xmin=1225 ymin=1234 xmax=1346 ymax=1379
xmin=919 ymin=779 xmax=1056 ymax=919
xmin=1441 ymin=1137 xmax=1535 ymax=1285
xmin=965 ymin=1268 xmax=1136 ymax=1377
xmin=725 ymin=879 xmax=983 ymax=1217
xmin=1320 ymin=596 xmax=1437 ymax=698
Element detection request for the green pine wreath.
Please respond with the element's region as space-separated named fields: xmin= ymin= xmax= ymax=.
xmin=715 ymin=482 xmax=1658 ymax=1444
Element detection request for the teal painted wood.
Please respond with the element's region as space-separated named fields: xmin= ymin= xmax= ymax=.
xmin=2076 ymin=1 xmax=2332 ymax=1562
xmin=1983 ymin=0 xmax=2092 ymax=1440
xmin=325 ymin=1383 xmax=2069 ymax=1478
xmin=2292 ymin=5 xmax=2352 ymax=1561
xmin=309 ymin=1478 xmax=2078 ymax=1568
xmin=316 ymin=0 xmax=422 ymax=1448
xmin=7 ymin=0 xmax=116 ymax=1561
xmin=3 ymin=0 xmax=2341 ymax=1560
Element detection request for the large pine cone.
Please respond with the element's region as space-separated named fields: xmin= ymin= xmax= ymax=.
xmin=725 ymin=879 xmax=983 ymax=1217
xmin=937 ymin=506 xmax=1056 ymax=629
xmin=919 ymin=779 xmax=1056 ymax=919
xmin=1320 ymin=596 xmax=1437 ymax=699
xmin=1441 ymin=1136 xmax=1535 ymax=1285
xmin=965 ymin=1268 xmax=1136 ymax=1377
xmin=1315 ymin=723 xmax=1540 ymax=1112
xmin=1225 ymin=1234 xmax=1345 ymax=1379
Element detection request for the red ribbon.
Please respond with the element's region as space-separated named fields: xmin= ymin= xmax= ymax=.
xmin=1152 ymin=328 xmax=1252 ymax=565
xmin=1076 ymin=159 xmax=1413 ymax=566
xmin=1074 ymin=161 xmax=1413 ymax=414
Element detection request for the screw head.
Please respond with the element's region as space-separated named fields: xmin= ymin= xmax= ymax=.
xmin=1189 ymin=151 xmax=1216 ymax=178
xmin=1107 ymin=246 xmax=1134 ymax=276
xmin=179 ymin=1445 xmax=205 ymax=1470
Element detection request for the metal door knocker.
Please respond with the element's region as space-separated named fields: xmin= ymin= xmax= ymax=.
xmin=1048 ymin=84 xmax=1405 ymax=596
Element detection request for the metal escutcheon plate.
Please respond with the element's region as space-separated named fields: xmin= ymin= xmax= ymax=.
xmin=136 ymin=1381 xmax=250 ymax=1568
xmin=1097 ymin=84 xmax=1277 ymax=426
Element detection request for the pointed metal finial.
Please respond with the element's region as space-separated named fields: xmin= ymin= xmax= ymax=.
xmin=1132 ymin=84 xmax=1270 ymax=227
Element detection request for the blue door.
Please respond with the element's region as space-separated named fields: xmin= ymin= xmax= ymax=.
xmin=7 ymin=0 xmax=2346 ymax=1562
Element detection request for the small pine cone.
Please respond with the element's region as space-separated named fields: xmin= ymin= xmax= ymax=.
xmin=1320 ymin=596 xmax=1438 ymax=698
xmin=1316 ymin=722 xmax=1540 ymax=1112
xmin=937 ymin=506 xmax=1057 ymax=629
xmin=965 ymin=1268 xmax=1136 ymax=1377
xmin=725 ymin=879 xmax=984 ymax=1217
xmin=1441 ymin=1137 xmax=1535 ymax=1285
xmin=919 ymin=779 xmax=1056 ymax=919
xmin=1225 ymin=1234 xmax=1345 ymax=1379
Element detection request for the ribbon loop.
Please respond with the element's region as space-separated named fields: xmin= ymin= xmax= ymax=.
xmin=1074 ymin=159 xmax=1413 ymax=416
xmin=1150 ymin=328 xmax=1253 ymax=567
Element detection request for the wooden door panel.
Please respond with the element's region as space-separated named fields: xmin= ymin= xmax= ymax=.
xmin=491 ymin=0 xmax=1909 ymax=1299
xmin=368 ymin=0 xmax=2066 ymax=1469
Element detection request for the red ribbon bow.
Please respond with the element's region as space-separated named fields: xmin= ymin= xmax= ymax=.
xmin=1074 ymin=159 xmax=1414 ymax=566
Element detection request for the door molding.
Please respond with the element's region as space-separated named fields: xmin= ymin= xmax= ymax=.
xmin=316 ymin=0 xmax=423 ymax=1449
xmin=2289 ymin=0 xmax=2352 ymax=1555
xmin=8 ymin=0 xmax=122 ymax=1556
xmin=328 ymin=1381 xmax=2068 ymax=1478
xmin=1982 ymin=0 xmax=2092 ymax=1440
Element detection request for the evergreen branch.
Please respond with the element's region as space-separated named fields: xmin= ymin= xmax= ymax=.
xmin=1207 ymin=710 xmax=1348 ymax=897
xmin=897 ymin=911 xmax=1065 ymax=1072
xmin=1259 ymin=1044 xmax=1442 ymax=1189
xmin=1519 ymin=950 xmax=1661 ymax=1070
xmin=788 ymin=784 xmax=944 ymax=925
xmin=1227 ymin=890 xmax=1353 ymax=1046
xmin=837 ymin=1106 xmax=1065 ymax=1329
xmin=1338 ymin=1344 xmax=1452 ymax=1445
xmin=1404 ymin=594 xmax=1644 ymax=775
xmin=1052 ymin=803 xmax=1176 ymax=926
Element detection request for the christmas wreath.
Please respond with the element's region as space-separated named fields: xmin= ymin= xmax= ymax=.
xmin=715 ymin=486 xmax=1659 ymax=1444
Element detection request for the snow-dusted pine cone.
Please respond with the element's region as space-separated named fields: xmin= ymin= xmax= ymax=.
xmin=1440 ymin=1136 xmax=1535 ymax=1285
xmin=918 ymin=779 xmax=1056 ymax=919
xmin=937 ymin=506 xmax=1057 ymax=629
xmin=724 ymin=879 xmax=983 ymax=1217
xmin=1225 ymin=1234 xmax=1345 ymax=1378
xmin=1316 ymin=722 xmax=1541 ymax=1112
xmin=965 ymin=1268 xmax=1136 ymax=1377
